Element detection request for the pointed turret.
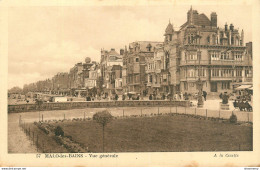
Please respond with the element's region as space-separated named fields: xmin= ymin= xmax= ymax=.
xmin=164 ymin=21 xmax=174 ymax=42
xmin=164 ymin=21 xmax=174 ymax=35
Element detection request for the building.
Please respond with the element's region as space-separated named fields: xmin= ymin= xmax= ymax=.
xmin=84 ymin=63 xmax=98 ymax=89
xmin=125 ymin=41 xmax=163 ymax=94
xmin=68 ymin=57 xmax=96 ymax=96
xmin=52 ymin=72 xmax=69 ymax=94
xmin=100 ymin=48 xmax=123 ymax=95
xmin=162 ymin=7 xmax=252 ymax=95
xmin=111 ymin=65 xmax=123 ymax=94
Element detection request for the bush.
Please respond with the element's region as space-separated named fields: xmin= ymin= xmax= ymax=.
xmin=54 ymin=126 xmax=64 ymax=137
xmin=229 ymin=114 xmax=237 ymax=123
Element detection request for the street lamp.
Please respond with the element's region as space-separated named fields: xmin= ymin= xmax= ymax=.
xmin=195 ymin=33 xmax=204 ymax=108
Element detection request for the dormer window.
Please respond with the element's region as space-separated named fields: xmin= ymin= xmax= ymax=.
xmin=146 ymin=43 xmax=152 ymax=52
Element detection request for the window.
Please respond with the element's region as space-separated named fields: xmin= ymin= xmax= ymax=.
xmin=189 ymin=83 xmax=195 ymax=87
xmin=146 ymin=44 xmax=152 ymax=52
xmin=198 ymin=68 xmax=206 ymax=77
xmin=212 ymin=68 xmax=219 ymax=77
xmin=188 ymin=69 xmax=195 ymax=77
xmin=236 ymin=69 xmax=242 ymax=77
xmin=189 ymin=53 xmax=197 ymax=60
xmin=222 ymin=82 xmax=230 ymax=89
xmin=207 ymin=36 xmax=210 ymax=43
xmin=234 ymin=52 xmax=243 ymax=61
xmin=149 ymin=75 xmax=153 ymax=83
xmin=220 ymin=52 xmax=229 ymax=60
xmin=211 ymin=51 xmax=219 ymax=60
xmin=245 ymin=69 xmax=251 ymax=77
xmin=163 ymin=74 xmax=167 ymax=82
xmin=188 ymin=34 xmax=196 ymax=44
xmin=135 ymin=58 xmax=139 ymax=62
xmin=169 ymin=35 xmax=172 ymax=41
xmin=184 ymin=82 xmax=188 ymax=90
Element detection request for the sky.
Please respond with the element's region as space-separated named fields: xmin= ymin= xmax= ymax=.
xmin=8 ymin=5 xmax=252 ymax=89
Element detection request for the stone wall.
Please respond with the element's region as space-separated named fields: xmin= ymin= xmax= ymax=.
xmin=8 ymin=100 xmax=190 ymax=113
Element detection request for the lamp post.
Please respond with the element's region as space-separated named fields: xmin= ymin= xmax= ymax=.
xmin=195 ymin=33 xmax=204 ymax=108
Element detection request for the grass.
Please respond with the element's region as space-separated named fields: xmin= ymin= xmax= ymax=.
xmin=26 ymin=123 xmax=68 ymax=153
xmin=46 ymin=114 xmax=253 ymax=152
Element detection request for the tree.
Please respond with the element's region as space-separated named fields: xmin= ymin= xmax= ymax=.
xmin=8 ymin=86 xmax=23 ymax=94
xmin=93 ymin=110 xmax=113 ymax=152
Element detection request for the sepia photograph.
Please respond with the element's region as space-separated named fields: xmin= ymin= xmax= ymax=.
xmin=1 ymin=0 xmax=260 ymax=167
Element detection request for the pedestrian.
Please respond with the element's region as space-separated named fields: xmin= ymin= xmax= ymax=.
xmin=162 ymin=93 xmax=165 ymax=100
xmin=115 ymin=94 xmax=118 ymax=101
xmin=179 ymin=92 xmax=183 ymax=100
xmin=149 ymin=94 xmax=152 ymax=100
xmin=219 ymin=93 xmax=223 ymax=99
xmin=174 ymin=93 xmax=178 ymax=100
xmin=203 ymin=91 xmax=207 ymax=101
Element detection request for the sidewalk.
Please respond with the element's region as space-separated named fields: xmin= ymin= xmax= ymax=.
xmin=8 ymin=122 xmax=38 ymax=153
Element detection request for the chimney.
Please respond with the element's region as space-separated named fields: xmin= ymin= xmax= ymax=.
xmin=229 ymin=24 xmax=234 ymax=31
xmin=120 ymin=49 xmax=124 ymax=55
xmin=210 ymin=12 xmax=217 ymax=27
xmin=225 ymin=23 xmax=228 ymax=31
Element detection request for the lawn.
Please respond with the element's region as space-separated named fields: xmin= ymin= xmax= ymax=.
xmin=49 ymin=114 xmax=253 ymax=152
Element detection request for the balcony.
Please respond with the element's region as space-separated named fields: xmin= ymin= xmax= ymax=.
xmin=210 ymin=76 xmax=234 ymax=81
xmin=180 ymin=77 xmax=208 ymax=82
xmin=243 ymin=77 xmax=253 ymax=82
xmin=180 ymin=59 xmax=252 ymax=66
xmin=146 ymin=69 xmax=154 ymax=73
xmin=155 ymin=69 xmax=161 ymax=74
xmin=147 ymin=82 xmax=152 ymax=87
xmin=210 ymin=60 xmax=245 ymax=66
xmin=180 ymin=60 xmax=209 ymax=66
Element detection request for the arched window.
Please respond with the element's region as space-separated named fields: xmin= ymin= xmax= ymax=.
xmin=212 ymin=35 xmax=216 ymax=45
xmin=207 ymin=36 xmax=210 ymax=44
xmin=165 ymin=51 xmax=170 ymax=69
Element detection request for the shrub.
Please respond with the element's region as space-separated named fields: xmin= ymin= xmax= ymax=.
xmin=54 ymin=126 xmax=64 ymax=137
xmin=229 ymin=114 xmax=237 ymax=123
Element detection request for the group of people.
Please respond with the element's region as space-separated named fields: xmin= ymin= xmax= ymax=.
xmin=233 ymin=100 xmax=252 ymax=111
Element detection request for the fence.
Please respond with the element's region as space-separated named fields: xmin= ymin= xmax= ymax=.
xmin=111 ymin=107 xmax=252 ymax=122
xmin=19 ymin=117 xmax=69 ymax=153
xmin=19 ymin=106 xmax=252 ymax=124
xmin=8 ymin=100 xmax=190 ymax=113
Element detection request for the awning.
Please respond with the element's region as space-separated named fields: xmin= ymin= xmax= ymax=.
xmin=235 ymin=85 xmax=252 ymax=90
xmin=248 ymin=87 xmax=253 ymax=90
